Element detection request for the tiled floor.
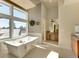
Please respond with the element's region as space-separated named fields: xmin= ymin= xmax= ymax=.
xmin=0 ymin=41 xmax=75 ymax=58
xmin=45 ymin=40 xmax=58 ymax=45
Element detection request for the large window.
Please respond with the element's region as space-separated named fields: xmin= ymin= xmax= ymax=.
xmin=0 ymin=19 xmax=9 ymax=39
xmin=0 ymin=1 xmax=28 ymax=39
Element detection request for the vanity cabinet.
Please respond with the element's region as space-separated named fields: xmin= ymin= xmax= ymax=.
xmin=46 ymin=31 xmax=58 ymax=41
xmin=50 ymin=32 xmax=56 ymax=40
xmin=72 ymin=35 xmax=79 ymax=58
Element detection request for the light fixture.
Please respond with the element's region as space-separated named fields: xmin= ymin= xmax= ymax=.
xmin=51 ymin=19 xmax=54 ymax=22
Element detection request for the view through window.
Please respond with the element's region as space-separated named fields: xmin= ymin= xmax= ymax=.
xmin=13 ymin=8 xmax=26 ymax=19
xmin=13 ymin=21 xmax=27 ymax=38
xmin=0 ymin=1 xmax=28 ymax=39
xmin=0 ymin=19 xmax=9 ymax=39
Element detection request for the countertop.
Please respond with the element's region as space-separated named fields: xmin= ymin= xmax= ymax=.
xmin=72 ymin=33 xmax=79 ymax=40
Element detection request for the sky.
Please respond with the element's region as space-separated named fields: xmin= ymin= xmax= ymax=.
xmin=0 ymin=19 xmax=27 ymax=28
xmin=0 ymin=3 xmax=28 ymax=28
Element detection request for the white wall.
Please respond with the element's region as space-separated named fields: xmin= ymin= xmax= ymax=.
xmin=46 ymin=6 xmax=58 ymax=31
xmin=58 ymin=0 xmax=79 ymax=50
xmin=28 ymin=3 xmax=47 ymax=41
xmin=47 ymin=7 xmax=58 ymax=20
xmin=64 ymin=0 xmax=79 ymax=5
xmin=41 ymin=3 xmax=47 ymax=41
xmin=28 ymin=4 xmax=41 ymax=33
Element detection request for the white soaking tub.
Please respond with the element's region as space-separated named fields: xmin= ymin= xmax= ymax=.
xmin=4 ymin=36 xmax=39 ymax=57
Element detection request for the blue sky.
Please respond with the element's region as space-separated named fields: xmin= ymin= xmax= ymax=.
xmin=0 ymin=3 xmax=28 ymax=28
xmin=0 ymin=19 xmax=9 ymax=28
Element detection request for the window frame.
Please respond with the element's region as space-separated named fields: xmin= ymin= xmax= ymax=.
xmin=0 ymin=1 xmax=28 ymax=40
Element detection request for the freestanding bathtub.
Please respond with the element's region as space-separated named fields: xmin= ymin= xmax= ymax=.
xmin=4 ymin=36 xmax=39 ymax=57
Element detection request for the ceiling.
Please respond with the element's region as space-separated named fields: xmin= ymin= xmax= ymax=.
xmin=10 ymin=0 xmax=36 ymax=10
xmin=31 ymin=0 xmax=58 ymax=8
xmin=10 ymin=0 xmax=58 ymax=10
xmin=31 ymin=0 xmax=41 ymax=5
xmin=64 ymin=0 xmax=79 ymax=5
xmin=41 ymin=0 xmax=58 ymax=8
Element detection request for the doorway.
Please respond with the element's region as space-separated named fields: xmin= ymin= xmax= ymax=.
xmin=45 ymin=19 xmax=59 ymax=46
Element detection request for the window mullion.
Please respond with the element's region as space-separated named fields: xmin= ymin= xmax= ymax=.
xmin=9 ymin=6 xmax=13 ymax=38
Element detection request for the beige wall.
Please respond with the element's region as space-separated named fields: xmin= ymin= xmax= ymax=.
xmin=59 ymin=0 xmax=79 ymax=50
xmin=28 ymin=4 xmax=41 ymax=33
